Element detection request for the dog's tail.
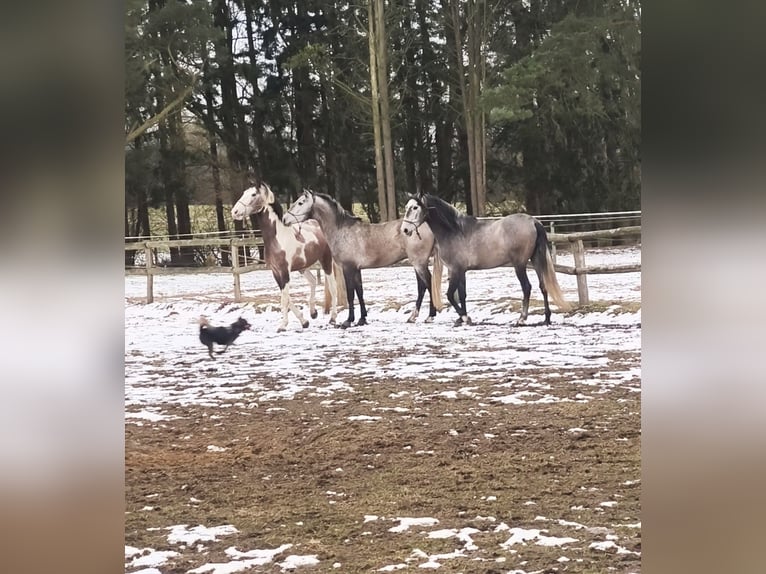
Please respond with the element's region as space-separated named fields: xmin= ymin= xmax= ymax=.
xmin=199 ymin=316 xmax=210 ymax=327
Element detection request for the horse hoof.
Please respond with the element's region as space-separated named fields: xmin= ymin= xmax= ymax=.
xmin=302 ymin=321 xmax=309 ymax=329
xmin=453 ymin=318 xmax=464 ymax=327
xmin=310 ymin=310 xmax=318 ymax=319
xmin=340 ymin=320 xmax=352 ymax=329
xmin=516 ymin=318 xmax=527 ymax=326
xmin=464 ymin=316 xmax=473 ymax=326
xmin=356 ymin=318 xmax=367 ymax=327
xmin=277 ymin=326 xmax=286 ymax=333
xmin=329 ymin=318 xmax=336 ymax=325
xmin=425 ymin=316 xmax=434 ymax=324
xmin=406 ymin=315 xmax=416 ymax=324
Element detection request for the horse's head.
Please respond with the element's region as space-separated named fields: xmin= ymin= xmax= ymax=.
xmin=232 ymin=182 xmax=275 ymax=220
xmin=401 ymin=195 xmax=427 ymax=237
xmin=283 ymin=189 xmax=315 ymax=225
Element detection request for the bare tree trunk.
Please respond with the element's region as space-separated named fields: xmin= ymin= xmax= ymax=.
xmin=375 ymin=0 xmax=397 ymax=219
xmin=368 ymin=0 xmax=388 ymax=222
xmin=213 ymin=0 xmax=247 ymax=265
xmin=450 ymin=0 xmax=477 ymax=215
xmin=450 ymin=0 xmax=487 ymax=216
xmin=321 ymin=81 xmax=338 ymax=198
xmin=244 ymin=0 xmax=266 ymax=174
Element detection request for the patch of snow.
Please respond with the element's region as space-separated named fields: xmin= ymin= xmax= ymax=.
xmin=501 ymin=527 xmax=577 ymax=548
xmin=388 ymin=517 xmax=439 ymax=533
xmin=129 ymin=550 xmax=179 ymax=568
xmin=167 ymin=524 xmax=238 ymax=546
xmin=277 ymin=554 xmax=319 ymax=570
xmin=589 ymin=540 xmax=640 ymax=556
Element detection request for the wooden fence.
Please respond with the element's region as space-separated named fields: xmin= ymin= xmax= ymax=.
xmin=548 ymin=226 xmax=641 ymax=306
xmin=125 ymin=236 xmax=267 ymax=304
xmin=125 ymin=225 xmax=641 ymax=306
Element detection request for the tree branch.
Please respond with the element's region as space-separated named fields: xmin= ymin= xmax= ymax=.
xmin=125 ymin=74 xmax=199 ymax=144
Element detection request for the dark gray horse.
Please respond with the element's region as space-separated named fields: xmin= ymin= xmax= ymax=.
xmin=284 ymin=190 xmax=444 ymax=329
xmin=401 ymin=194 xmax=570 ymax=326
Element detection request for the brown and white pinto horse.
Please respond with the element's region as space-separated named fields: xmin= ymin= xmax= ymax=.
xmin=231 ymin=183 xmax=340 ymax=331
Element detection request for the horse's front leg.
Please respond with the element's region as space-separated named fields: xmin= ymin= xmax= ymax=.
xmin=354 ymin=268 xmax=367 ymax=326
xmin=340 ymin=265 xmax=356 ymax=329
xmin=447 ymin=272 xmax=471 ymax=327
xmin=408 ymin=270 xmax=428 ymax=323
xmin=446 ymin=275 xmax=462 ymax=326
xmin=277 ymin=284 xmax=290 ymax=332
xmin=301 ymin=269 xmax=318 ymax=319
xmin=456 ymin=275 xmax=472 ymax=325
xmin=287 ymin=282 xmax=309 ymax=328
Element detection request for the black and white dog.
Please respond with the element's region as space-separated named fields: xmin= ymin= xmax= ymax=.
xmin=199 ymin=316 xmax=251 ymax=358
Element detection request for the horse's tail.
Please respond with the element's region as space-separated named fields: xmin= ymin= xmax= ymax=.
xmin=431 ymin=251 xmax=445 ymax=311
xmin=333 ymin=260 xmax=347 ymax=309
xmin=323 ymin=268 xmax=331 ymax=314
xmin=533 ymin=220 xmax=572 ymax=311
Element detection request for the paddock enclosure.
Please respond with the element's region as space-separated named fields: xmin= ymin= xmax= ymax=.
xmin=125 ymin=246 xmax=641 ymax=573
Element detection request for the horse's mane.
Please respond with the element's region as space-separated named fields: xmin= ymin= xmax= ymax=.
xmin=314 ymin=192 xmax=361 ymax=227
xmin=270 ymin=199 xmax=284 ymax=220
xmin=422 ymin=194 xmax=473 ymax=234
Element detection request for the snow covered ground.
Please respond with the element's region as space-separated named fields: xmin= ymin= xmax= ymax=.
xmin=126 ymin=246 xmax=640 ymax=416
xmin=125 ymin=245 xmax=641 ymax=573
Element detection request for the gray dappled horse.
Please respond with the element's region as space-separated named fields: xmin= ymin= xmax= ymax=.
xmin=284 ymin=189 xmax=444 ymax=329
xmin=231 ymin=183 xmax=340 ymax=332
xmin=401 ymin=194 xmax=571 ymax=327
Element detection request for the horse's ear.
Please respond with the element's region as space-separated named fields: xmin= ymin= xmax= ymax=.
xmin=263 ymin=183 xmax=275 ymax=204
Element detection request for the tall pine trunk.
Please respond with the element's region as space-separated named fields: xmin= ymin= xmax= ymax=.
xmin=375 ymin=0 xmax=397 ymax=219
xmin=368 ymin=0 xmax=388 ymax=222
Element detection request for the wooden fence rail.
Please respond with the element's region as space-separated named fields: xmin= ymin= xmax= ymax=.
xmin=125 ymin=226 xmax=641 ymax=306
xmin=548 ymin=225 xmax=641 ymax=305
xmin=125 ymin=236 xmax=266 ymax=304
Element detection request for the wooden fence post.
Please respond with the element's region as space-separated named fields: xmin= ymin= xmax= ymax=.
xmin=144 ymin=243 xmax=154 ymax=304
xmin=232 ymin=240 xmax=242 ymax=302
xmin=572 ymin=239 xmax=589 ymax=306
xmin=549 ymin=221 xmax=557 ymax=263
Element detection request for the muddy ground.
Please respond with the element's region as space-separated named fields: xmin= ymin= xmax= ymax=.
xmin=126 ymin=352 xmax=640 ymax=573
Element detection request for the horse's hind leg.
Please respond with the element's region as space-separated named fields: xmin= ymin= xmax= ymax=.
xmin=514 ymin=265 xmax=533 ymax=325
xmin=301 ymin=269 xmax=318 ymax=319
xmin=532 ymin=267 xmax=552 ymax=325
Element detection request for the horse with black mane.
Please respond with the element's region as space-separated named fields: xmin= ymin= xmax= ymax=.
xmin=401 ymin=194 xmax=570 ymax=326
xmin=284 ymin=190 xmax=443 ymax=329
xmin=231 ymin=182 xmax=340 ymax=332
